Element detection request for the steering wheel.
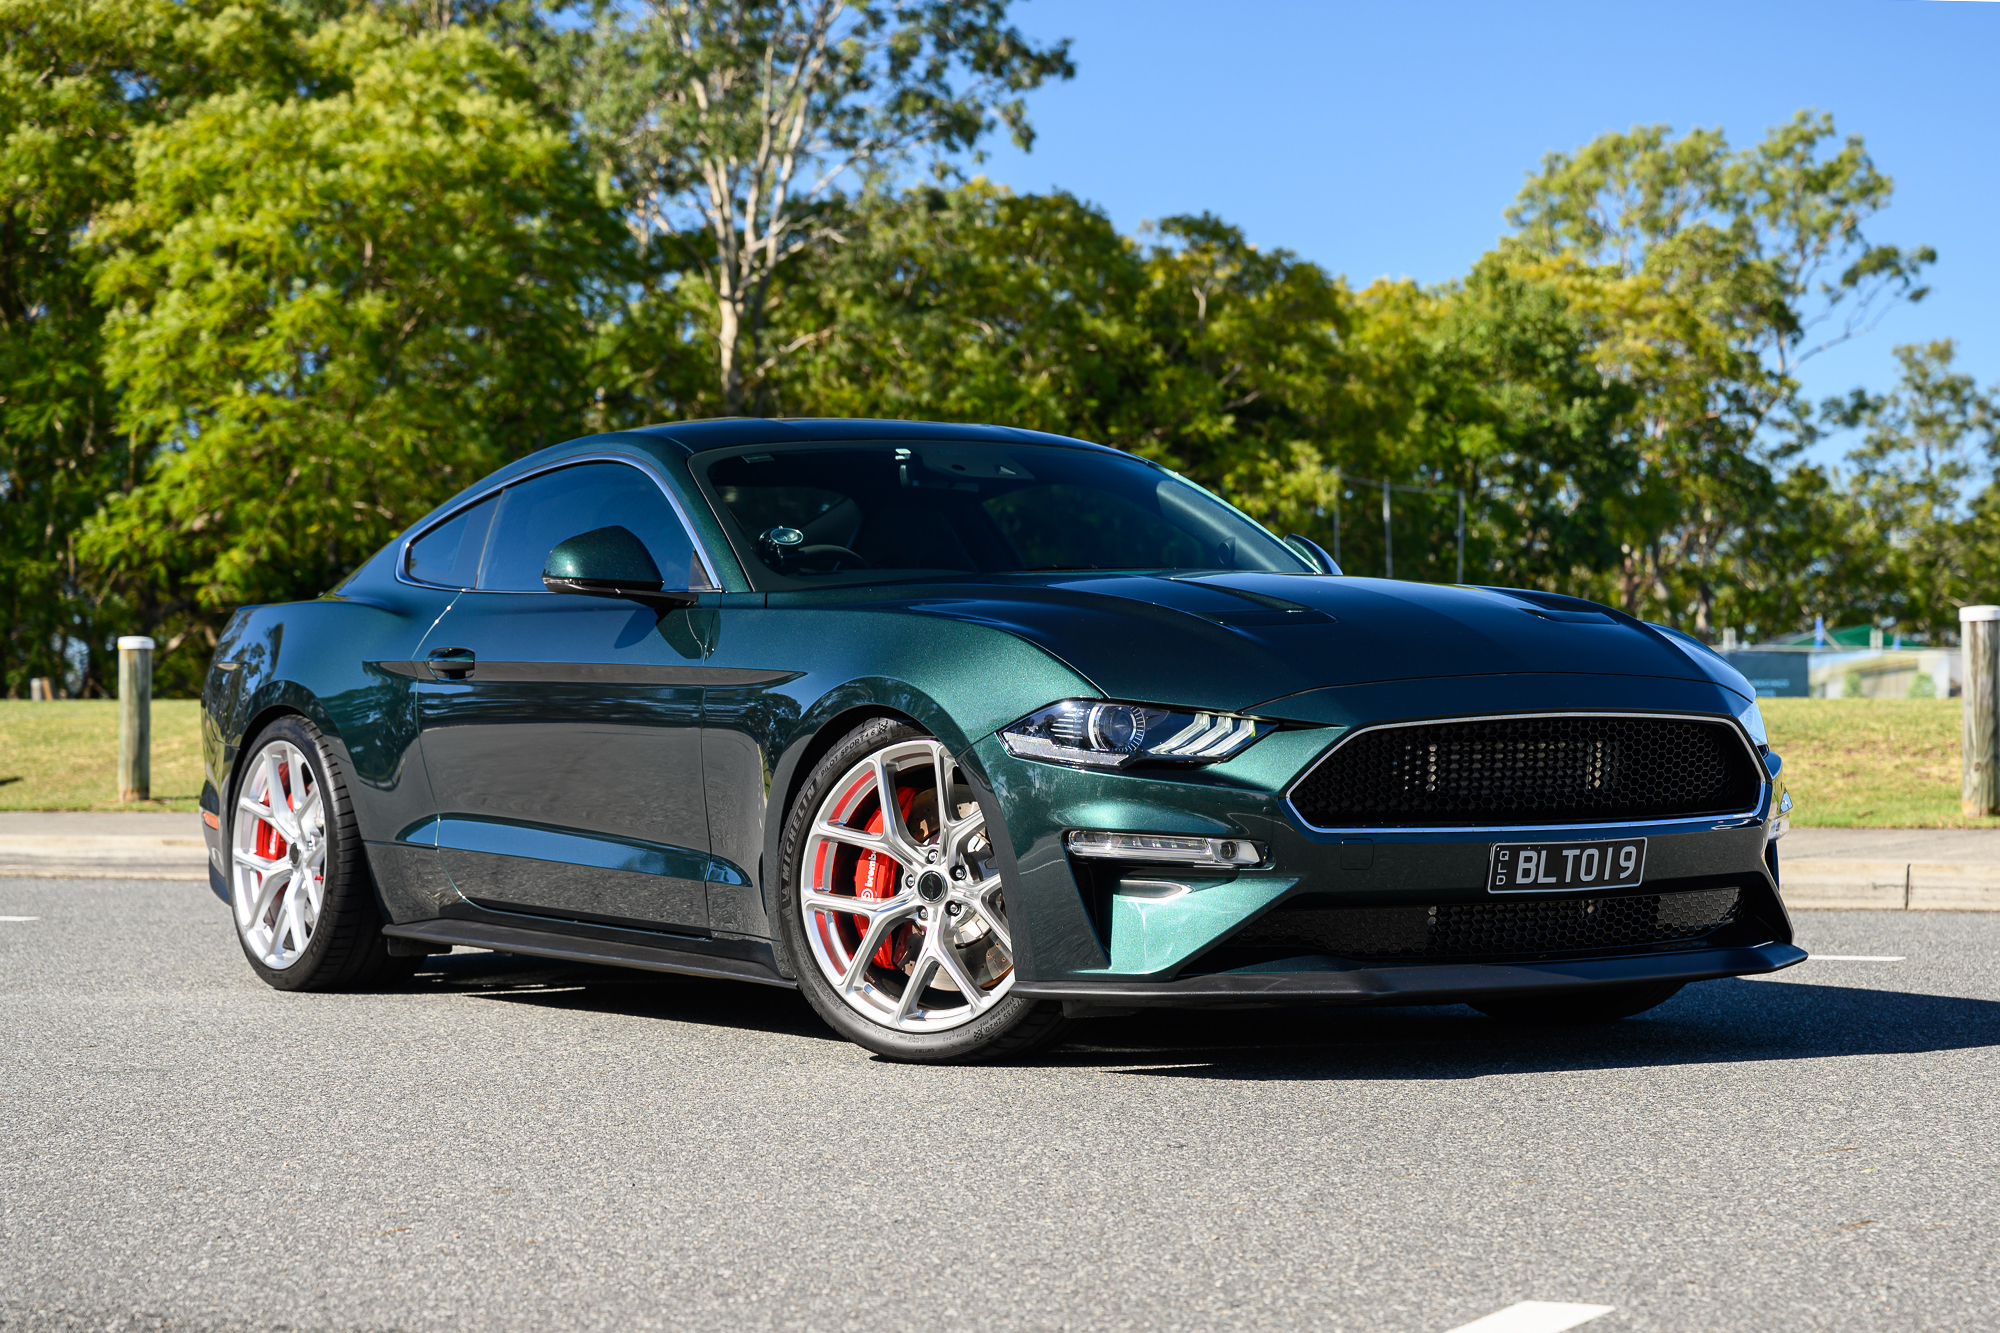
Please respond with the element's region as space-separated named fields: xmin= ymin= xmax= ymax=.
xmin=792 ymin=543 xmax=871 ymax=571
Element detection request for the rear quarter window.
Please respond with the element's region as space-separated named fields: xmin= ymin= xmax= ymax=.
xmin=404 ymin=494 xmax=496 ymax=589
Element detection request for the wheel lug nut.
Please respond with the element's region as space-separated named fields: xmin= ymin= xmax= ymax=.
xmin=950 ymin=866 xmax=965 ymax=880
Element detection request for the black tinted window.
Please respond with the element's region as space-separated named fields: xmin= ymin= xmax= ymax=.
xmin=405 ymin=494 xmax=496 ymax=588
xmin=479 ymin=463 xmax=696 ymax=593
xmin=984 ymin=484 xmax=1211 ymax=570
xmin=702 ymin=444 xmax=1305 ymax=586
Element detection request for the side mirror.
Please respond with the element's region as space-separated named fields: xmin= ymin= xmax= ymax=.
xmin=1284 ymin=533 xmax=1342 ymax=576
xmin=542 ymin=526 xmax=697 ymax=610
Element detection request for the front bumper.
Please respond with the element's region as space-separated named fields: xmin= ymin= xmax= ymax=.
xmin=971 ymin=689 xmax=1795 ymax=1002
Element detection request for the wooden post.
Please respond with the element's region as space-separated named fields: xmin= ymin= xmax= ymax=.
xmin=117 ymin=635 xmax=154 ymax=803
xmin=1962 ymin=607 xmax=2000 ymax=817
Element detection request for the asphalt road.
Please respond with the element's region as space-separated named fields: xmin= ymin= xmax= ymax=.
xmin=3 ymin=878 xmax=1996 ymax=1333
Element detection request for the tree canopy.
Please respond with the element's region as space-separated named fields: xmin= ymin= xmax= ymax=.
xmin=579 ymin=0 xmax=1072 ymax=412
xmin=76 ymin=13 xmax=622 ymax=688
xmin=0 ymin=0 xmax=1991 ymax=696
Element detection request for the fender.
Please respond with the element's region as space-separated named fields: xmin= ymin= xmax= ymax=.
xmin=202 ymin=588 xmax=455 ymax=907
xmin=747 ymin=661 xmax=1086 ymax=964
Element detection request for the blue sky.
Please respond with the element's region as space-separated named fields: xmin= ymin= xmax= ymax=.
xmin=967 ymin=0 xmax=2000 ymax=469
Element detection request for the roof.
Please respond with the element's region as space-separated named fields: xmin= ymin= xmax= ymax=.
xmin=401 ymin=418 xmax=1132 ymax=527
xmin=624 ymin=417 xmax=1120 ymax=456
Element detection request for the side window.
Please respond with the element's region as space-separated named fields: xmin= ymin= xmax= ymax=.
xmin=405 ymin=494 xmax=496 ymax=589
xmin=478 ymin=462 xmax=698 ymax=593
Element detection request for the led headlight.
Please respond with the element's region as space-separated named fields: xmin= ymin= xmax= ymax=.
xmin=999 ymin=699 xmax=1270 ymax=769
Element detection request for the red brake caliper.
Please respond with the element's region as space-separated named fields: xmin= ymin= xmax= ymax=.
xmin=254 ymin=763 xmax=290 ymax=864
xmin=850 ymin=784 xmax=916 ymax=968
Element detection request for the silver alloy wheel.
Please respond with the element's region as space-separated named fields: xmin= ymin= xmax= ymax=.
xmin=799 ymin=738 xmax=1015 ymax=1032
xmin=230 ymin=738 xmax=328 ymax=971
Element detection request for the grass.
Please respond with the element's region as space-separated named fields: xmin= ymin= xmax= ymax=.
xmin=1762 ymin=697 xmax=1997 ymax=829
xmin=0 ymin=694 xmax=1982 ymax=827
xmin=0 ymin=700 xmax=204 ymax=812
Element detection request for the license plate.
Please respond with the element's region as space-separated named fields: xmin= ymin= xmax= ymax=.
xmin=1489 ymin=837 xmax=1646 ymax=892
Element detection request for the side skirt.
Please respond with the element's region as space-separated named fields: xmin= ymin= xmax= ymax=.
xmin=382 ymin=918 xmax=798 ymax=989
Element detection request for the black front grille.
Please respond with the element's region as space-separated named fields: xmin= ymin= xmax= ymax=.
xmin=1288 ymin=714 xmax=1761 ymax=828
xmin=1228 ymin=888 xmax=1742 ymax=960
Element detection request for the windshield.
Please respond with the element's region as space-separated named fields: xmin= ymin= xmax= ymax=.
xmin=695 ymin=442 xmax=1310 ymax=587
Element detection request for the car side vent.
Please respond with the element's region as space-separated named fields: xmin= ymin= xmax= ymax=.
xmin=1287 ymin=714 xmax=1762 ymax=829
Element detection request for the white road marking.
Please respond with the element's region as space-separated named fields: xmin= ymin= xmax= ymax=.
xmin=1442 ymin=1301 xmax=1615 ymax=1333
xmin=0 ymin=916 xmax=39 ymax=922
xmin=1809 ymin=955 xmax=1905 ymax=962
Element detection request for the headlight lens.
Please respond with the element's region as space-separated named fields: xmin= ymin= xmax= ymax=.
xmin=1735 ymin=697 xmax=1768 ymax=746
xmin=999 ymin=699 xmax=1270 ymax=769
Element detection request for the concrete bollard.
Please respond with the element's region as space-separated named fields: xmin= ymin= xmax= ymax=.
xmin=1962 ymin=606 xmax=2000 ymax=817
xmin=117 ymin=636 xmax=154 ymax=803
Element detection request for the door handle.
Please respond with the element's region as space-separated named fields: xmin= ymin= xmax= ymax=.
xmin=425 ymin=647 xmax=476 ymax=681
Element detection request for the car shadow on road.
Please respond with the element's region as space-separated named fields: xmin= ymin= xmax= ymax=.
xmin=1050 ymin=978 xmax=2000 ymax=1079
xmin=398 ymin=950 xmax=2000 ymax=1072
xmin=403 ymin=947 xmax=839 ymax=1042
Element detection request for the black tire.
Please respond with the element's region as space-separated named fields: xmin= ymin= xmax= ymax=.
xmin=227 ymin=714 xmax=418 ymax=992
xmin=776 ymin=716 xmax=1070 ymax=1062
xmin=1471 ymin=980 xmax=1685 ymax=1026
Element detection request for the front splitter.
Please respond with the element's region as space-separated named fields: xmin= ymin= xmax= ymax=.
xmin=1013 ymin=942 xmax=1806 ymax=1009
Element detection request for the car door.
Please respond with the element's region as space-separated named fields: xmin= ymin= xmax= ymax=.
xmin=411 ymin=457 xmax=718 ymax=934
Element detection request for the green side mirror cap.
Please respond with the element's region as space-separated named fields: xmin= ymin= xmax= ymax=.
xmin=542 ymin=526 xmax=695 ymax=610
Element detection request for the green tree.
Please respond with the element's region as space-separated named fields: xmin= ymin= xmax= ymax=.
xmin=1117 ymin=213 xmax=1353 ymax=540
xmin=1503 ymin=112 xmax=1933 ymax=633
xmin=0 ymin=0 xmax=303 ymax=695
xmin=578 ymin=0 xmax=1073 ymax=413
xmin=1337 ymin=260 xmax=1636 ymax=586
xmin=1822 ymin=340 xmax=2000 ymax=633
xmin=769 ymin=182 xmax=1358 ymax=541
xmin=774 ymin=182 xmax=1146 ymax=430
xmin=768 ymin=183 xmax=1639 ymax=589
xmin=82 ymin=15 xmax=625 ymax=690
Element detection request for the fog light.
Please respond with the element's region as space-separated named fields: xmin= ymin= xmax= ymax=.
xmin=1065 ymin=829 xmax=1267 ymax=868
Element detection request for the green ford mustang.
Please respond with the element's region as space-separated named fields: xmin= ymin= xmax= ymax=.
xmin=199 ymin=419 xmax=1801 ymax=1061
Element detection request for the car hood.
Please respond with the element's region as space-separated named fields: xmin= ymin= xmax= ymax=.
xmin=891 ymin=572 xmax=1753 ymax=717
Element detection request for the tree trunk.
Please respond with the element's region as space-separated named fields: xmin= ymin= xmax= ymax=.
xmin=716 ymin=292 xmax=744 ymax=415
